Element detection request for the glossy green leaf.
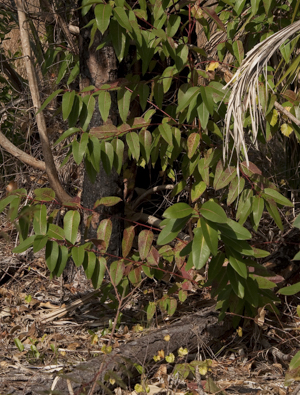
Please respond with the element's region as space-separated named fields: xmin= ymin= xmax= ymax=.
xmin=94 ymin=196 xmax=122 ymax=208
xmin=109 ymin=18 xmax=127 ymax=62
xmin=228 ymin=251 xmax=248 ymax=279
xmin=45 ymin=240 xmax=59 ymax=272
xmin=200 ymin=217 xmax=218 ymax=256
xmin=157 ymin=217 xmax=190 ymax=245
xmin=52 ymin=245 xmax=69 ymax=277
xmin=47 ymin=224 xmax=64 ymax=240
xmin=13 ymin=235 xmax=36 ymax=254
xmin=95 ymin=3 xmax=112 ymax=34
xmin=138 ymin=230 xmax=154 ymax=260
xmin=222 ymin=235 xmax=253 ymax=256
xmin=139 ymin=83 xmax=149 ymax=111
xmin=101 ymin=141 xmax=114 ymax=175
xmin=98 ymin=90 xmax=111 ymax=122
xmin=278 ymin=282 xmax=300 ymax=296
xmin=72 ymin=245 xmax=85 ymax=267
xmin=191 ymin=180 xmax=206 ymax=203
xmin=80 ymin=94 xmax=95 ymax=132
xmin=118 ymin=87 xmax=132 ymax=123
xmin=113 ymin=7 xmax=132 ymax=32
xmin=232 ymin=40 xmax=244 ymax=66
xmin=213 ymin=161 xmax=237 ymax=190
xmin=158 ymin=122 xmax=173 ymax=146
xmin=192 ymin=227 xmax=211 ymax=270
xmin=62 ymin=90 xmax=75 ymax=121
xmin=97 ymin=219 xmax=112 ymax=253
xmin=252 ymin=275 xmax=276 ymax=289
xmin=251 ymin=196 xmax=264 ymax=230
xmin=200 ymin=86 xmax=215 ymax=115
xmin=64 ymin=210 xmax=80 ymax=244
xmin=139 ymin=129 xmax=152 ymax=163
xmin=177 ymin=86 xmax=200 ymax=113
xmin=168 ymin=297 xmax=177 ymax=316
xmin=83 ymin=251 xmax=96 ymax=279
xmin=164 ymin=203 xmax=194 ymax=219
xmin=126 ymin=132 xmax=140 ymax=161
xmin=227 ymin=264 xmax=245 ymax=298
xmin=200 ymin=201 xmax=228 ymax=223
xmin=227 ymin=176 xmax=245 ymax=205
xmin=34 ymin=188 xmax=55 ymax=202
xmin=112 ymin=138 xmax=124 ymax=174
xmin=33 ymin=235 xmax=48 ymax=253
xmin=265 ymin=199 xmax=283 ymax=231
xmin=110 ymin=260 xmax=125 ymax=286
xmin=293 ymin=213 xmax=300 ymax=229
xmin=33 ymin=204 xmax=47 ymax=235
xmin=197 ymin=101 xmax=209 ymax=129
xmin=262 ymin=188 xmax=293 ymax=207
xmin=91 ymin=257 xmax=106 ymax=289
xmin=213 ymin=219 xmax=251 ymax=240
xmin=236 ymin=189 xmax=253 ymax=224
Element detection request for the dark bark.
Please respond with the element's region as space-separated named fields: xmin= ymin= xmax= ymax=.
xmin=79 ymin=7 xmax=123 ymax=260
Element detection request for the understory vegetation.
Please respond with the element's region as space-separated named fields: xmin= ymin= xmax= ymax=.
xmin=2 ymin=0 xmax=300 ymax=390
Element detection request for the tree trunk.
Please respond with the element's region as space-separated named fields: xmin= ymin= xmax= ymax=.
xmin=78 ymin=7 xmax=123 ymax=261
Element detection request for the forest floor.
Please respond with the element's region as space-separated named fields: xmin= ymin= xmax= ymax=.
xmin=1 ymin=234 xmax=300 ymax=395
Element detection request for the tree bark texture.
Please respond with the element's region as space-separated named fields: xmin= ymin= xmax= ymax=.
xmin=79 ymin=7 xmax=123 ymax=259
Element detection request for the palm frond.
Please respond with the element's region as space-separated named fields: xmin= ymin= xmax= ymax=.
xmin=224 ymin=21 xmax=300 ymax=169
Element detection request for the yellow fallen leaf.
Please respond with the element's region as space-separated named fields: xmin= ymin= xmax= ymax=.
xmin=281 ymin=123 xmax=293 ymax=137
xmin=270 ymin=109 xmax=278 ymax=126
xmin=206 ymin=61 xmax=219 ymax=72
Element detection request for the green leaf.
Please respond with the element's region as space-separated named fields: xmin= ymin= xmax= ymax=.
xmin=211 ymin=219 xmax=251 ymax=240
xmin=227 ymin=176 xmax=245 ymax=205
xmin=113 ymin=7 xmax=132 ymax=32
xmin=213 ymin=161 xmax=237 ymax=190
xmin=118 ymin=87 xmax=132 ymax=123
xmin=227 ymin=264 xmax=245 ymax=298
xmin=97 ymin=219 xmax=112 ymax=253
xmin=72 ymin=245 xmax=85 ymax=267
xmin=128 ymin=266 xmax=142 ymax=286
xmin=278 ymin=282 xmax=300 ymax=296
xmin=228 ymin=250 xmax=248 ymax=279
xmin=158 ymin=122 xmax=173 ymax=146
xmin=101 ymin=141 xmax=115 ymax=174
xmin=110 ymin=260 xmax=125 ymax=286
xmin=251 ymin=196 xmax=264 ymax=230
xmin=234 ymin=0 xmax=247 ymax=16
xmin=122 ymin=225 xmax=135 ymax=258
xmin=232 ymin=40 xmax=244 ymax=66
xmin=192 ymin=227 xmax=211 ymax=270
xmin=166 ymin=14 xmax=181 ymax=37
xmin=72 ymin=133 xmax=88 ymax=165
xmin=14 ymin=338 xmax=24 ymax=352
xmin=163 ymin=203 xmax=194 ymax=219
xmin=13 ymin=235 xmax=36 ymax=253
xmin=0 ymin=195 xmax=20 ymax=213
xmin=83 ymin=251 xmax=96 ymax=279
xmin=138 ymin=230 xmax=154 ymax=260
xmin=157 ymin=217 xmax=190 ymax=245
xmin=168 ymin=297 xmax=177 ymax=316
xmin=200 ymin=86 xmax=215 ymax=115
xmin=109 ymin=19 xmax=127 ymax=62
xmin=34 ymin=188 xmax=55 ymax=202
xmin=294 ymin=213 xmax=300 ymax=229
xmin=112 ymin=138 xmax=124 ymax=174
xmin=200 ymin=201 xmax=228 ymax=223
xmin=139 ymin=129 xmax=152 ymax=163
xmin=252 ymin=275 xmax=276 ymax=289
xmin=92 ymin=257 xmax=106 ymax=289
xmin=62 ymin=90 xmax=75 ymax=121
xmin=45 ymin=240 xmax=59 ymax=272
xmin=139 ymin=83 xmax=149 ymax=111
xmin=38 ymin=89 xmax=63 ymax=113
xmin=47 ymin=224 xmax=65 ymax=240
xmin=187 ymin=133 xmax=200 ymax=159
xmin=251 ymin=0 xmax=261 ymax=15
xmin=94 ymin=196 xmax=122 ymax=208
xmin=222 ymin=235 xmax=253 ymax=256
xmin=95 ymin=3 xmax=112 ymax=34
xmin=98 ymin=90 xmax=111 ymax=122
xmin=52 ymin=245 xmax=69 ymax=278
xmin=64 ymin=210 xmax=80 ymax=244
xmin=80 ymin=94 xmax=95 ymax=132
xmin=33 ymin=235 xmax=48 ymax=253
xmin=262 ymin=188 xmax=293 ymax=207
xmin=200 ymin=217 xmax=218 ymax=256
xmin=197 ymin=101 xmax=209 ymax=129
xmin=177 ymin=86 xmax=200 ymax=113
xmin=191 ymin=180 xmax=206 ymax=203
xmin=33 ymin=204 xmax=47 ymax=235
xmin=147 ymin=302 xmax=156 ymax=321
xmin=126 ymin=132 xmax=140 ymax=161
xmin=54 ymin=127 xmax=80 ymax=147
xmin=161 ymin=66 xmax=175 ymax=93
xmin=265 ymin=199 xmax=283 ymax=231
xmin=236 ymin=189 xmax=253 ymax=224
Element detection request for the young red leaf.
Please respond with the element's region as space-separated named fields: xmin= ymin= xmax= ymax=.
xmin=122 ymin=226 xmax=135 ymax=258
